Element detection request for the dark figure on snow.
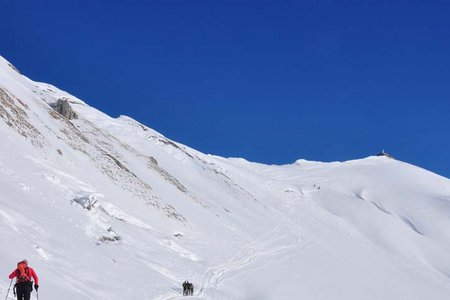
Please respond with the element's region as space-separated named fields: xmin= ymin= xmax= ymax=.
xmin=182 ymin=281 xmax=188 ymax=295
xmin=182 ymin=281 xmax=194 ymax=296
xmin=187 ymin=281 xmax=194 ymax=296
xmin=8 ymin=259 xmax=39 ymax=300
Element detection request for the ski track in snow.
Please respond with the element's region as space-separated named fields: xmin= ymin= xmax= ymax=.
xmin=154 ymin=185 xmax=320 ymax=300
xmin=158 ymin=239 xmax=202 ymax=262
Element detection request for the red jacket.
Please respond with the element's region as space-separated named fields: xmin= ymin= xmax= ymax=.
xmin=9 ymin=267 xmax=39 ymax=285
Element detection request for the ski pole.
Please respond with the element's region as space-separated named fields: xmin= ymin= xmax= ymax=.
xmin=4 ymin=279 xmax=13 ymax=300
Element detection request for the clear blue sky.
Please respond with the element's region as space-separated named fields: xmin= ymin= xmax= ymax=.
xmin=1 ymin=1 xmax=449 ymax=178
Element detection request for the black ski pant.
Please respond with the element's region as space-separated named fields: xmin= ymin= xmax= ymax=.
xmin=15 ymin=282 xmax=32 ymax=300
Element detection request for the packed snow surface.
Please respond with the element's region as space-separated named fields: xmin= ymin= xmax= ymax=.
xmin=1 ymin=55 xmax=450 ymax=299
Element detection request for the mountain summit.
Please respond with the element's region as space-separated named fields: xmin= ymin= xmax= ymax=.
xmin=1 ymin=55 xmax=450 ymax=299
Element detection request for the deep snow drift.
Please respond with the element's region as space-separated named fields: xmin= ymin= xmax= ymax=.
xmin=1 ymin=55 xmax=450 ymax=299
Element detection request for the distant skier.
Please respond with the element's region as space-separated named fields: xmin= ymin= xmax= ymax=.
xmin=182 ymin=281 xmax=188 ymax=295
xmin=8 ymin=259 xmax=39 ymax=300
xmin=188 ymin=282 xmax=194 ymax=295
xmin=182 ymin=281 xmax=194 ymax=296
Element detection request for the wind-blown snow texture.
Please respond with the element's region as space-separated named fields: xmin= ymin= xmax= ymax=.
xmin=1 ymin=55 xmax=450 ymax=300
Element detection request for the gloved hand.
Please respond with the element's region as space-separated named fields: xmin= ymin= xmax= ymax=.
xmin=34 ymin=284 xmax=39 ymax=292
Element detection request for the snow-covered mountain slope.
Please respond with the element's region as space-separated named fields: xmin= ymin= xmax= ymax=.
xmin=1 ymin=55 xmax=450 ymax=300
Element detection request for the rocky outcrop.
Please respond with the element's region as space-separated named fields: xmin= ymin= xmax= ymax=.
xmin=7 ymin=63 xmax=20 ymax=74
xmin=55 ymin=98 xmax=78 ymax=120
xmin=377 ymin=150 xmax=394 ymax=159
xmin=0 ymin=87 xmax=45 ymax=147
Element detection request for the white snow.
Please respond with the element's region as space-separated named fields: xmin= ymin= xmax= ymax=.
xmin=1 ymin=55 xmax=450 ymax=299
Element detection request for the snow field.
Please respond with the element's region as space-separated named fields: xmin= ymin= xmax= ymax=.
xmin=1 ymin=55 xmax=450 ymax=299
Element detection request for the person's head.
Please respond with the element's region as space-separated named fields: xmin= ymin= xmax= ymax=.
xmin=18 ymin=259 xmax=28 ymax=266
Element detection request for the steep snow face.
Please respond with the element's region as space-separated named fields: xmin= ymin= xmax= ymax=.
xmin=1 ymin=55 xmax=450 ymax=300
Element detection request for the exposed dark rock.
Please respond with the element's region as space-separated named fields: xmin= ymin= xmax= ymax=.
xmin=0 ymin=87 xmax=45 ymax=147
xmin=97 ymin=228 xmax=121 ymax=244
xmin=55 ymin=98 xmax=78 ymax=120
xmin=147 ymin=156 xmax=188 ymax=193
xmin=7 ymin=63 xmax=20 ymax=74
xmin=377 ymin=150 xmax=394 ymax=159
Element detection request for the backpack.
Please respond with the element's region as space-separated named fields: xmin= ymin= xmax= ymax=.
xmin=16 ymin=262 xmax=31 ymax=283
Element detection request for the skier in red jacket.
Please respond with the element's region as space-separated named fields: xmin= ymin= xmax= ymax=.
xmin=8 ymin=260 xmax=39 ymax=300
